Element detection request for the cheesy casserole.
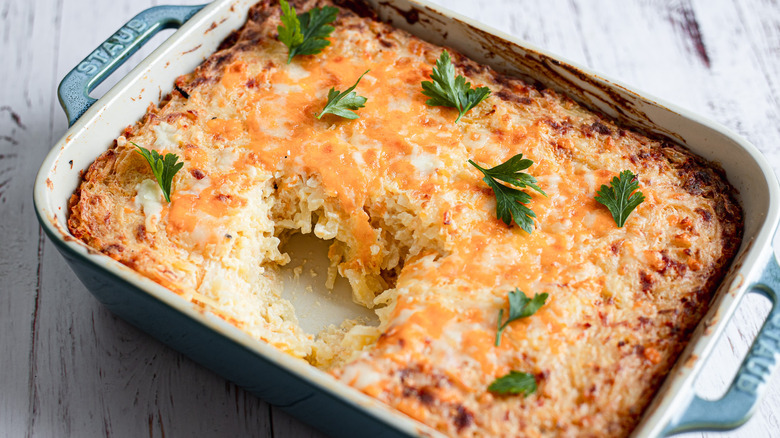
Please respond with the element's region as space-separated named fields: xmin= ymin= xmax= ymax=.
xmin=68 ymin=0 xmax=743 ymax=436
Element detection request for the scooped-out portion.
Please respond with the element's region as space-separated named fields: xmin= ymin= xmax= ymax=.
xmin=67 ymin=0 xmax=743 ymax=436
xmin=73 ymin=146 xmax=439 ymax=369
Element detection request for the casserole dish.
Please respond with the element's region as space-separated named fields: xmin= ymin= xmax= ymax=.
xmin=35 ymin=0 xmax=780 ymax=436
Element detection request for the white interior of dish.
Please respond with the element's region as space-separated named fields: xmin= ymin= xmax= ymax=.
xmin=279 ymin=233 xmax=379 ymax=335
xmin=34 ymin=0 xmax=780 ymax=436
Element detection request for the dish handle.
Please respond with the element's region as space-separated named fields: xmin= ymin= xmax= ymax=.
xmin=663 ymin=252 xmax=780 ymax=435
xmin=57 ymin=4 xmax=206 ymax=127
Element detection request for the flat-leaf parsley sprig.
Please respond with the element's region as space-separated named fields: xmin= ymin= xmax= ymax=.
xmin=277 ymin=0 xmax=339 ymax=64
xmin=594 ymin=169 xmax=646 ymax=228
xmin=469 ymin=154 xmax=546 ymax=234
xmin=495 ymin=288 xmax=548 ymax=346
xmin=133 ymin=142 xmax=184 ymax=202
xmin=421 ymin=50 xmax=491 ymax=123
xmin=488 ymin=371 xmax=537 ymax=397
xmin=316 ymin=70 xmax=369 ymax=120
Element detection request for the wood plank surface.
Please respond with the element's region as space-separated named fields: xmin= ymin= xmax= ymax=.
xmin=1 ymin=0 xmax=778 ymax=437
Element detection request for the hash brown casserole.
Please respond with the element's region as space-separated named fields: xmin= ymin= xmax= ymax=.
xmin=68 ymin=1 xmax=743 ymax=436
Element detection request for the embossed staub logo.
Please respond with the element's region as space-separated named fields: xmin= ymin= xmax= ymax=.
xmin=76 ymin=19 xmax=147 ymax=76
xmin=735 ymin=313 xmax=780 ymax=395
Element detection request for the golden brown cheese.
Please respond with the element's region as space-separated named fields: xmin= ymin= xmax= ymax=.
xmin=68 ymin=1 xmax=743 ymax=436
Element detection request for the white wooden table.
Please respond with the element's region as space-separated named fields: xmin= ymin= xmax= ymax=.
xmin=2 ymin=0 xmax=779 ymax=436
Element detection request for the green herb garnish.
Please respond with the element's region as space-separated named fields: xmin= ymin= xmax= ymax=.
xmin=316 ymin=70 xmax=369 ymax=120
xmin=133 ymin=142 xmax=184 ymax=202
xmin=469 ymin=154 xmax=546 ymax=234
xmin=421 ymin=50 xmax=491 ymax=123
xmin=594 ymin=169 xmax=645 ymax=227
xmin=277 ymin=0 xmax=339 ymax=64
xmin=488 ymin=371 xmax=537 ymax=397
xmin=495 ymin=288 xmax=548 ymax=346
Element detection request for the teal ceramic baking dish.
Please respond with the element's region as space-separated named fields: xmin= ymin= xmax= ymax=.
xmin=34 ymin=1 xmax=780 ymax=436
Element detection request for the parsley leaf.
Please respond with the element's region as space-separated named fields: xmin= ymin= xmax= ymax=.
xmin=421 ymin=50 xmax=491 ymax=122
xmin=316 ymin=70 xmax=369 ymax=120
xmin=488 ymin=371 xmax=537 ymax=397
xmin=594 ymin=169 xmax=646 ymax=227
xmin=277 ymin=0 xmax=338 ymax=64
xmin=277 ymin=0 xmax=303 ymax=56
xmin=495 ymin=288 xmax=548 ymax=346
xmin=133 ymin=142 xmax=184 ymax=203
xmin=469 ymin=154 xmax=546 ymax=234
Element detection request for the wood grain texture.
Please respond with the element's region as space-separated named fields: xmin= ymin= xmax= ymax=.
xmin=1 ymin=0 xmax=777 ymax=437
xmin=0 ymin=1 xmax=60 ymax=436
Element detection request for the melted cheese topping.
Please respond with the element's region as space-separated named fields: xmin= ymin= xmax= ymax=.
xmin=68 ymin=2 xmax=742 ymax=437
xmin=152 ymin=121 xmax=181 ymax=150
xmin=134 ymin=179 xmax=164 ymax=232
